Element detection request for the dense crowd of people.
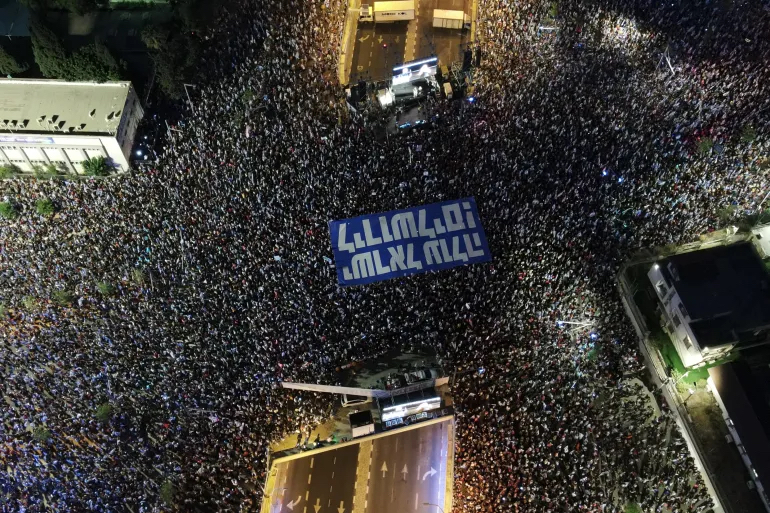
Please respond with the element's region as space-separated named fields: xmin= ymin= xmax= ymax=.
xmin=1 ymin=0 xmax=769 ymax=510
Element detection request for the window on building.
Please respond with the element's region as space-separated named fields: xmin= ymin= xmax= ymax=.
xmin=678 ymin=302 xmax=689 ymax=319
xmin=656 ymin=281 xmax=668 ymax=297
xmin=672 ymin=314 xmax=682 ymax=328
xmin=682 ymin=335 xmax=693 ymax=349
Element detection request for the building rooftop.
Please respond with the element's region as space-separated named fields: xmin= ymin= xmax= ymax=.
xmin=660 ymin=242 xmax=770 ymax=345
xmin=709 ymin=360 xmax=770 ymax=503
xmin=0 ymin=79 xmax=132 ymax=136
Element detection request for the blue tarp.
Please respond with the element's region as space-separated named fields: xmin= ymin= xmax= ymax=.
xmin=329 ymin=197 xmax=491 ymax=286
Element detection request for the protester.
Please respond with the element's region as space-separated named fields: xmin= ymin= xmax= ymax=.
xmin=1 ymin=0 xmax=768 ymax=510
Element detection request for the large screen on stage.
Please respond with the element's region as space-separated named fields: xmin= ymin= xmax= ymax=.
xmin=329 ymin=197 xmax=491 ymax=286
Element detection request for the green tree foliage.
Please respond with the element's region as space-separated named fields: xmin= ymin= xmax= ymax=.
xmin=716 ymin=205 xmax=736 ymax=226
xmin=0 ymin=44 xmax=29 ymax=75
xmin=0 ymin=302 xmax=7 ymax=317
xmin=95 ymin=402 xmax=113 ymax=422
xmin=0 ymin=164 xmax=20 ymax=179
xmin=97 ymin=281 xmax=116 ymax=295
xmin=32 ymin=426 xmax=52 ymax=442
xmin=148 ymin=27 xmax=200 ymax=98
xmin=141 ymin=24 xmax=171 ymax=51
xmin=697 ymin=137 xmax=714 ymax=155
xmin=31 ymin=17 xmax=123 ymax=81
xmin=131 ymin=268 xmax=147 ymax=286
xmin=30 ymin=17 xmax=68 ymax=77
xmin=22 ymin=296 xmax=38 ymax=310
xmin=624 ymin=503 xmax=642 ymax=513
xmin=160 ymin=480 xmax=175 ymax=505
xmin=65 ymin=42 xmax=122 ymax=82
xmin=82 ymin=156 xmax=112 ymax=176
xmin=741 ymin=125 xmax=757 ymax=143
xmin=0 ymin=202 xmax=19 ymax=220
xmin=51 ymin=289 xmax=74 ymax=306
xmin=36 ymin=199 xmax=56 ymax=216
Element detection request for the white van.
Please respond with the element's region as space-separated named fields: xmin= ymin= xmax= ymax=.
xmin=359 ymin=5 xmax=373 ymax=22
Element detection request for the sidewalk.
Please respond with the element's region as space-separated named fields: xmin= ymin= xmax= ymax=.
xmin=338 ymin=0 xmax=361 ymax=85
xmin=619 ymin=265 xmax=727 ymax=513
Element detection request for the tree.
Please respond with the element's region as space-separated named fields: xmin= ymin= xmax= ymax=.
xmin=716 ymin=205 xmax=736 ymax=227
xmin=141 ymin=24 xmax=171 ymax=51
xmin=160 ymin=480 xmax=176 ymax=506
xmin=697 ymin=137 xmax=714 ymax=156
xmin=22 ymin=296 xmax=38 ymax=310
xmin=97 ymin=281 xmax=116 ymax=295
xmin=0 ymin=164 xmax=20 ymax=179
xmin=0 ymin=202 xmax=19 ymax=220
xmin=30 ymin=17 xmax=68 ymax=78
xmin=64 ymin=42 xmax=123 ymax=82
xmin=0 ymin=45 xmax=28 ymax=75
xmin=0 ymin=302 xmax=8 ymax=317
xmin=51 ymin=289 xmax=74 ymax=306
xmin=32 ymin=426 xmax=52 ymax=443
xmin=624 ymin=503 xmax=642 ymax=513
xmin=36 ymin=199 xmax=56 ymax=216
xmin=131 ymin=268 xmax=147 ymax=286
xmin=95 ymin=402 xmax=113 ymax=422
xmin=31 ymin=17 xmax=123 ymax=81
xmin=150 ymin=30 xmax=200 ymax=99
xmin=741 ymin=125 xmax=757 ymax=144
xmin=82 ymin=156 xmax=111 ymax=176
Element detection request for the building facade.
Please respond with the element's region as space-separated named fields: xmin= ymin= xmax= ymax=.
xmin=648 ymin=243 xmax=770 ymax=368
xmin=0 ymin=79 xmax=144 ymax=175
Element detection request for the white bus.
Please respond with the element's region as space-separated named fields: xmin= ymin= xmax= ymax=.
xmin=374 ymin=0 xmax=415 ymax=22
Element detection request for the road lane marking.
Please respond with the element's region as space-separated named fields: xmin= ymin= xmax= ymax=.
xmin=414 ymin=493 xmax=419 ymax=510
xmin=417 ymin=464 xmax=420 ymax=481
xmin=306 ymin=491 xmax=309 ymax=501
xmin=308 ymin=474 xmax=312 ymax=484
xmin=310 ymin=457 xmax=314 ymax=469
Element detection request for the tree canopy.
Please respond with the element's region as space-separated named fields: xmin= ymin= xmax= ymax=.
xmin=31 ymin=17 xmax=123 ymax=82
xmin=0 ymin=45 xmax=29 ymax=75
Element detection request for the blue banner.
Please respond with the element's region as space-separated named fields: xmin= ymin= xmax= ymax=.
xmin=329 ymin=197 xmax=491 ymax=286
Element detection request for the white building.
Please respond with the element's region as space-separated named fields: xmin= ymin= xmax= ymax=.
xmin=0 ymin=79 xmax=144 ymax=175
xmin=647 ymin=243 xmax=770 ymax=368
xmin=752 ymin=223 xmax=770 ymax=259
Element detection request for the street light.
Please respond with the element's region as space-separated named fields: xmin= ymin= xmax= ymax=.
xmin=423 ymin=503 xmax=445 ymax=513
xmin=684 ymin=387 xmax=696 ymax=407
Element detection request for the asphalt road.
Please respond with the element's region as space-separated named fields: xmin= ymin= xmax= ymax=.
xmin=350 ymin=22 xmax=409 ymax=83
xmin=272 ymin=444 xmax=360 ymax=513
xmin=366 ymin=421 xmax=448 ymax=513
